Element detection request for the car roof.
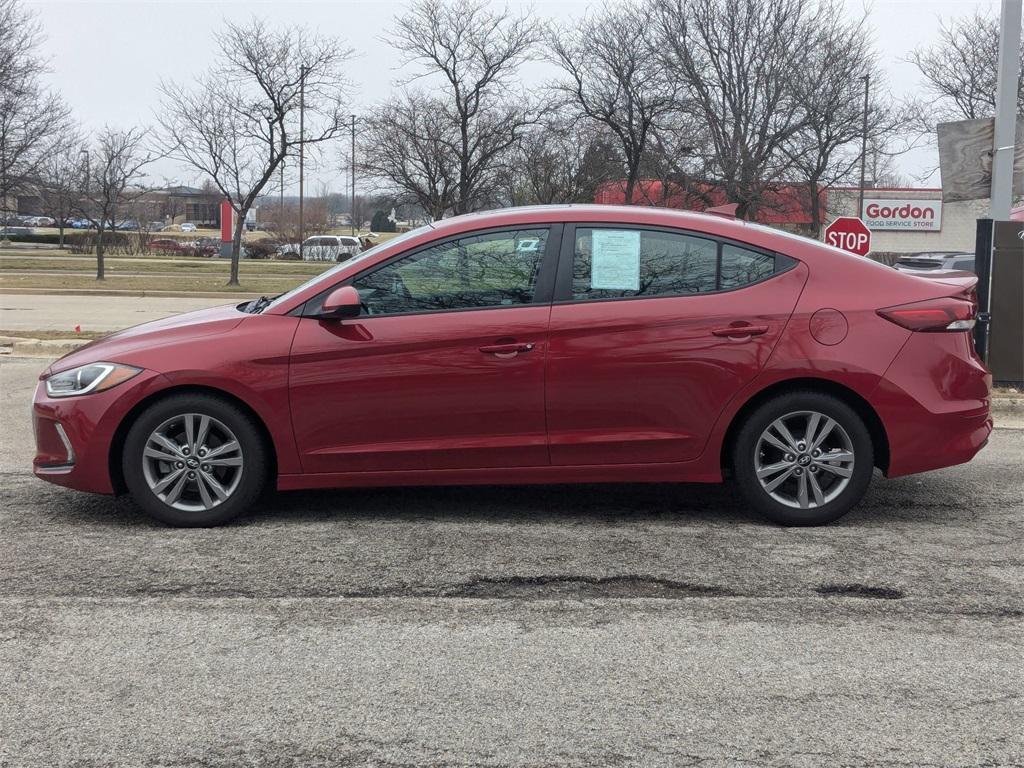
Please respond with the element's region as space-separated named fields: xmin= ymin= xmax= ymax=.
xmin=269 ymin=204 xmax=904 ymax=315
xmin=425 ymin=204 xmax=842 ymax=259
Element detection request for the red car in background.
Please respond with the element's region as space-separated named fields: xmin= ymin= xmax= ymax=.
xmin=148 ymin=238 xmax=217 ymax=257
xmin=32 ymin=205 xmax=991 ymax=527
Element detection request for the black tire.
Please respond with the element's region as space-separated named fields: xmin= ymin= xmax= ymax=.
xmin=122 ymin=393 xmax=268 ymax=527
xmin=732 ymin=391 xmax=874 ymax=526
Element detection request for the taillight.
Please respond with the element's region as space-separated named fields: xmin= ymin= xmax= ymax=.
xmin=877 ymin=297 xmax=976 ymax=332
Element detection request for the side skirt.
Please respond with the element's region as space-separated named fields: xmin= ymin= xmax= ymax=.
xmin=276 ymin=461 xmax=724 ymax=491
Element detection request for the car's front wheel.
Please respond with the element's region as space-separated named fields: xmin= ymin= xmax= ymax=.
xmin=122 ymin=394 xmax=268 ymax=526
xmin=732 ymin=391 xmax=874 ymax=526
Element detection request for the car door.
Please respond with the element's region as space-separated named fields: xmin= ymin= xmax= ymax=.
xmin=289 ymin=224 xmax=561 ymax=474
xmin=545 ymin=224 xmax=808 ymax=466
xmin=303 ymin=237 xmax=324 ymax=261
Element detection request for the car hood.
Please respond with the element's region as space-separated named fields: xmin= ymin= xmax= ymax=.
xmin=45 ymin=303 xmax=248 ymax=376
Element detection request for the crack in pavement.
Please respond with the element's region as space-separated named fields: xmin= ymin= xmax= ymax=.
xmin=815 ymin=583 xmax=905 ymax=600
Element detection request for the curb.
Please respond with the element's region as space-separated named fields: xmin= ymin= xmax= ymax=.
xmin=0 ymin=287 xmax=260 ymax=299
xmin=991 ymin=395 xmax=1021 ymax=414
xmin=0 ymin=336 xmax=92 ymax=357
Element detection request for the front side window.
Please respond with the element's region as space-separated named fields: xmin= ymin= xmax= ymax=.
xmin=572 ymin=227 xmax=718 ymax=300
xmin=353 ymin=227 xmax=549 ymax=315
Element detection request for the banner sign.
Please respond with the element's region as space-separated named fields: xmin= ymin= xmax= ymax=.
xmin=220 ymin=200 xmax=234 ymax=243
xmin=937 ymin=118 xmax=1024 ymax=203
xmin=862 ymin=199 xmax=942 ymax=231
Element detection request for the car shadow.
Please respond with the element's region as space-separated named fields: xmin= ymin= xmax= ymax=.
xmin=237 ymin=482 xmax=758 ymax=527
xmin=33 ymin=472 xmax=937 ymax=529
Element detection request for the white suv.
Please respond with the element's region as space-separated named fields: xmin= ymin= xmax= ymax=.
xmin=278 ymin=235 xmax=362 ymax=262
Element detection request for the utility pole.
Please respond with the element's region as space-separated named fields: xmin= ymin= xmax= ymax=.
xmin=298 ymin=64 xmax=308 ymax=261
xmin=350 ymin=114 xmax=356 ymax=236
xmin=0 ymin=141 xmax=7 ymax=243
xmin=267 ymin=115 xmax=274 ymax=235
xmin=857 ymin=73 xmax=870 ymax=219
xmin=990 ymin=0 xmax=1022 ymax=220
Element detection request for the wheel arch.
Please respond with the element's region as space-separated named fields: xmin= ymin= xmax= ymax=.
xmin=108 ymin=384 xmax=279 ymax=495
xmin=719 ymin=377 xmax=890 ymax=476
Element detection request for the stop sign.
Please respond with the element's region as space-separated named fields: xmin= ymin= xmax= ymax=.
xmin=824 ymin=217 xmax=872 ymax=256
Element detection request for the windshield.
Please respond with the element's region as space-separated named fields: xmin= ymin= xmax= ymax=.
xmin=264 ymin=225 xmax=433 ymax=312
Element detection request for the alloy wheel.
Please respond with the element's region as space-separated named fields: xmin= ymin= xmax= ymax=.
xmin=754 ymin=410 xmax=855 ymax=510
xmin=141 ymin=413 xmax=244 ymax=512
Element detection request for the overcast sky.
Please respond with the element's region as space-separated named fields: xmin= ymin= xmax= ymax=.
xmin=27 ymin=0 xmax=1003 ymax=194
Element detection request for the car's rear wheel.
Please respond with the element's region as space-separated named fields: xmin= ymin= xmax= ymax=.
xmin=732 ymin=391 xmax=874 ymax=526
xmin=122 ymin=394 xmax=268 ymax=527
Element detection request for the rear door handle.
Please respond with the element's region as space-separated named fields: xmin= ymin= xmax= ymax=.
xmin=479 ymin=342 xmax=535 ymax=356
xmin=711 ymin=324 xmax=769 ymax=338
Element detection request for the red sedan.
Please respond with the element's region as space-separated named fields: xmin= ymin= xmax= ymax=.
xmin=32 ymin=206 xmax=991 ymax=527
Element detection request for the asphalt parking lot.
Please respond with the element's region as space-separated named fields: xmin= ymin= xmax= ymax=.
xmin=1 ymin=354 xmax=1022 ymax=767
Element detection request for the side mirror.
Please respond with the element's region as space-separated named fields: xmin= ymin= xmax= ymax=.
xmin=318 ymin=285 xmax=362 ymax=320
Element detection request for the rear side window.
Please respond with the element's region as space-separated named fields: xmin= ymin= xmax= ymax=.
xmin=572 ymin=228 xmax=717 ymax=300
xmin=720 ymin=244 xmax=775 ymax=289
xmin=570 ymin=227 xmax=790 ymax=301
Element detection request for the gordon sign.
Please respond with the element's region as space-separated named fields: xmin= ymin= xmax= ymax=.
xmin=862 ymin=198 xmax=942 ymax=231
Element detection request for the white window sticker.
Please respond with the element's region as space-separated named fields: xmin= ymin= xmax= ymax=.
xmin=590 ymin=230 xmax=641 ymax=291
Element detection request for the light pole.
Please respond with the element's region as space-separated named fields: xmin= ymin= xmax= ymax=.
xmin=350 ymin=114 xmax=357 ymax=236
xmin=990 ymin=0 xmax=1023 ymax=219
xmin=266 ymin=114 xmax=274 ymax=236
xmin=857 ymin=73 xmax=870 ymax=220
xmin=298 ymin=64 xmax=308 ymax=261
xmin=0 ymin=137 xmax=7 ymax=243
xmin=79 ymin=148 xmax=90 ymax=193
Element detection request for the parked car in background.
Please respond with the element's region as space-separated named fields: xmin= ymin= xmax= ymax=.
xmin=894 ymin=251 xmax=975 ymax=274
xmin=147 ymin=238 xmax=191 ymax=254
xmin=23 ymin=216 xmax=55 ymax=227
xmin=147 ymin=238 xmax=217 ymax=257
xmin=180 ymin=223 xmax=197 ymax=233
xmin=277 ymin=235 xmax=362 ymax=262
xmin=33 ymin=205 xmax=991 ymax=528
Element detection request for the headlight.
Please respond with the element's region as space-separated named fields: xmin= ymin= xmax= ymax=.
xmin=44 ymin=362 xmax=142 ymax=398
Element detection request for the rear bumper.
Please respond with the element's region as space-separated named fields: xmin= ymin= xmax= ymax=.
xmin=874 ymin=331 xmax=992 ymax=478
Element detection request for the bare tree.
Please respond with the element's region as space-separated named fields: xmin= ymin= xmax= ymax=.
xmin=158 ymin=19 xmax=353 ymax=284
xmin=909 ymin=10 xmax=1024 ymax=124
xmin=651 ymin=0 xmax=837 ymax=217
xmin=507 ymin=118 xmax=621 ymax=205
xmin=0 ymin=0 xmax=71 ymax=238
xmin=74 ymin=127 xmax=153 ymax=280
xmin=372 ymin=0 xmax=540 ymax=217
xmin=550 ymin=3 xmax=679 ymax=204
xmin=36 ymin=128 xmax=86 ymax=248
xmin=359 ymin=92 xmax=459 ymax=220
xmin=261 ymin=199 xmax=329 ymax=243
xmin=783 ymin=8 xmax=909 ymax=235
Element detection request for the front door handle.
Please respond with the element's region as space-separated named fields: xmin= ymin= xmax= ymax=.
xmin=711 ymin=324 xmax=769 ymax=339
xmin=479 ymin=342 xmax=535 ymax=357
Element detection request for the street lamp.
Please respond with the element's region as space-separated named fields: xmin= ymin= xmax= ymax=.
xmin=298 ymin=64 xmax=308 ymax=261
xmin=857 ymin=73 xmax=870 ymax=220
xmin=350 ymin=113 xmax=357 ymax=236
xmin=79 ymin=149 xmax=90 ymax=195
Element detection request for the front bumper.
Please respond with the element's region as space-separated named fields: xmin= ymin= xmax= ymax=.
xmin=32 ymin=369 xmax=168 ymax=494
